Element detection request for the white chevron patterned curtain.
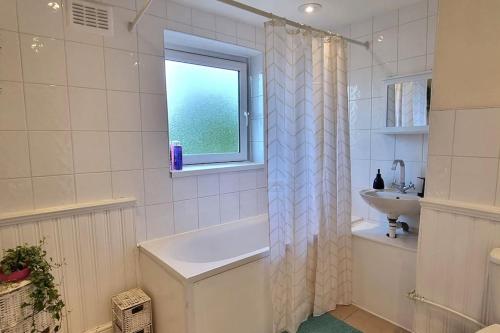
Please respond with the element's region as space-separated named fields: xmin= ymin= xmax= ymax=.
xmin=265 ymin=20 xmax=352 ymax=333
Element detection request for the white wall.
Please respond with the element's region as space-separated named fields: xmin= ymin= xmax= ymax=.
xmin=0 ymin=0 xmax=267 ymax=242
xmin=344 ymin=0 xmax=437 ymax=223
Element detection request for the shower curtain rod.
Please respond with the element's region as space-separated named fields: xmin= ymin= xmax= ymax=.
xmin=216 ymin=0 xmax=370 ymax=49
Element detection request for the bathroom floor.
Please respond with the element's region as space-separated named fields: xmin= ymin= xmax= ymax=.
xmin=329 ymin=305 xmax=410 ymax=333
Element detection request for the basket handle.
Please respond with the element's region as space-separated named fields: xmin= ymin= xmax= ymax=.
xmin=131 ymin=304 xmax=144 ymax=314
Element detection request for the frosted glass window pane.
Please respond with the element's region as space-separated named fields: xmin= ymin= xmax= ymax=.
xmin=165 ymin=60 xmax=240 ymax=155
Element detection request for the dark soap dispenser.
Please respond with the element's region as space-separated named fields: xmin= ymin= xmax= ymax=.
xmin=373 ymin=169 xmax=385 ymax=190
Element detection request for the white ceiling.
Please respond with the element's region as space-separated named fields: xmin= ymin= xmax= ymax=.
xmin=178 ymin=0 xmax=422 ymax=32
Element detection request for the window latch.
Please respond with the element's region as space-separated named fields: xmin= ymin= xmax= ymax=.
xmin=244 ymin=111 xmax=250 ymax=127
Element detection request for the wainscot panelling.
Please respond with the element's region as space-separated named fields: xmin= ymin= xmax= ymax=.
xmin=0 ymin=198 xmax=137 ymax=333
xmin=414 ymin=198 xmax=500 ymax=332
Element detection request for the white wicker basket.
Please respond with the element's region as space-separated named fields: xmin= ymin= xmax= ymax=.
xmin=0 ymin=280 xmax=54 ymax=332
xmin=113 ymin=323 xmax=152 ymax=333
xmin=112 ymin=288 xmax=152 ymax=333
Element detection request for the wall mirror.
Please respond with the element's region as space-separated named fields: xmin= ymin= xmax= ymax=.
xmin=385 ymin=71 xmax=432 ymax=129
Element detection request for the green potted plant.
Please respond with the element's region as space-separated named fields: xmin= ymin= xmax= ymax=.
xmin=0 ymin=240 xmax=65 ymax=332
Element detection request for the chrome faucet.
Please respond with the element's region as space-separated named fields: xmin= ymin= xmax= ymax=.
xmin=391 ymin=159 xmax=415 ymax=193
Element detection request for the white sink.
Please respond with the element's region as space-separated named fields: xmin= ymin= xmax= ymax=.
xmin=359 ymin=189 xmax=421 ymax=220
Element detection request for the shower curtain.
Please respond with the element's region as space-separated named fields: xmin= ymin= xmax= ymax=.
xmin=265 ymin=20 xmax=352 ymax=333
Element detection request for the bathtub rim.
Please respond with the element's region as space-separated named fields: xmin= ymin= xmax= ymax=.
xmin=138 ymin=214 xmax=269 ymax=283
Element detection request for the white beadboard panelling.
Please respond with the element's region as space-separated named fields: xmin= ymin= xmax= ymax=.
xmin=415 ymin=201 xmax=500 ymax=332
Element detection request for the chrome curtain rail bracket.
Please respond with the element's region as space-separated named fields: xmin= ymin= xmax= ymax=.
xmin=216 ymin=0 xmax=369 ymax=49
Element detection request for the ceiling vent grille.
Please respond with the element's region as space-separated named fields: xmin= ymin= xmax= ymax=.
xmin=67 ymin=0 xmax=114 ymax=36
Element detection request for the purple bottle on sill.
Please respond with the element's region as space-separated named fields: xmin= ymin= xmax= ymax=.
xmin=170 ymin=141 xmax=183 ymax=171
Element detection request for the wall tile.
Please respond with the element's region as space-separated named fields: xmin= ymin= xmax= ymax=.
xmin=69 ymin=87 xmax=108 ymax=130
xmin=72 ymin=131 xmax=110 ymax=173
xmin=257 ymin=187 xmax=267 ymax=214
xmin=450 ymin=157 xmax=498 ymax=205
xmin=198 ymin=195 xmax=220 ymax=228
xmin=220 ymin=192 xmax=239 ymax=222
xmin=174 ymin=199 xmax=198 ymax=233
xmin=141 ymin=93 xmax=167 ymax=131
xmin=109 ymin=132 xmax=143 ymax=170
xmin=0 ymin=131 xmax=30 ymax=178
xmin=107 ymin=91 xmax=141 ymax=131
xmin=17 ymin=0 xmax=64 ymax=38
xmin=104 ymin=48 xmax=139 ymax=92
xmin=166 ymin=1 xmax=191 ymax=24
xmin=137 ymin=0 xmax=167 ymax=17
xmin=351 ymin=19 xmax=372 ymax=38
xmin=371 ymin=133 xmax=395 ymax=161
xmin=215 ymin=16 xmax=237 ymax=36
xmin=395 ymin=135 xmax=424 ymax=161
xmin=236 ymin=23 xmax=255 ymax=42
xmin=135 ymin=206 xmax=147 ymax=242
xmin=20 ymin=34 xmax=66 ymax=85
xmin=256 ymin=169 xmax=267 ymax=188
xmin=104 ymin=7 xmax=138 ymax=51
xmin=0 ymin=30 xmax=22 ymax=81
xmin=240 ymin=189 xmax=258 ymax=218
xmin=428 ymin=0 xmax=438 ymax=16
xmin=216 ymin=33 xmax=237 ymax=45
xmin=398 ymin=19 xmax=427 ymax=59
xmin=63 ymin=19 xmax=103 ymax=47
xmin=75 ymin=172 xmax=112 ymax=203
xmin=349 ymin=67 xmax=372 ymax=100
xmin=351 ymin=159 xmax=371 ymax=189
xmin=166 ymin=20 xmax=192 ymax=34
xmin=146 ymin=203 xmax=174 ymax=239
xmin=239 ymin=170 xmax=257 ymax=191
xmin=139 ymin=54 xmax=166 ymax=94
xmin=25 ymin=84 xmax=70 ymax=130
xmin=453 ymin=108 xmax=500 ymax=158
xmin=173 ymin=176 xmax=198 ymax=201
xmin=29 ymin=131 xmax=72 ymax=176
xmin=428 ymin=110 xmax=455 ymax=155
xmin=220 ymin=171 xmax=239 ymax=193
xmin=496 ymin=168 xmax=500 ymax=207
xmin=66 ymin=42 xmax=105 ymax=89
xmin=371 ymin=62 xmax=397 ymax=98
xmin=192 ymin=9 xmax=216 ymax=31
xmin=142 ymin=132 xmax=169 ymax=168
xmin=138 ymin=14 xmax=167 ymax=56
xmin=0 ymin=81 xmax=26 ymax=130
xmin=372 ymin=27 xmax=397 ymax=64
xmin=144 ymin=168 xmax=172 ymax=204
xmin=0 ymin=0 xmax=17 ymax=31
xmin=371 ymin=97 xmax=386 ymax=129
xmin=427 ymin=16 xmax=436 ymax=54
xmin=112 ymin=170 xmax=145 ymax=205
xmin=197 ymin=174 xmax=219 ymax=197
xmin=0 ymin=178 xmax=33 ymax=213
xmin=373 ymin=10 xmax=398 ymax=32
xmin=350 ymin=130 xmax=371 ymax=159
xmin=33 ymin=175 xmax=75 ymax=208
xmin=349 ymin=34 xmax=372 ymax=70
xmin=192 ymin=27 xmax=216 ymax=40
xmin=350 ymin=99 xmax=372 ymax=130
xmin=397 ymin=55 xmax=426 ymax=74
xmin=399 ymin=1 xmax=428 ymax=25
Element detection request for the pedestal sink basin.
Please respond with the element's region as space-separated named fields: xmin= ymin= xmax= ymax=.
xmin=359 ymin=189 xmax=421 ymax=238
xmin=359 ymin=189 xmax=421 ymax=219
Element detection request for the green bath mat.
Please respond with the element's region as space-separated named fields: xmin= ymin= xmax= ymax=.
xmin=297 ymin=313 xmax=362 ymax=333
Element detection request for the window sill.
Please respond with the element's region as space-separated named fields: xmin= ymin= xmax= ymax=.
xmin=170 ymin=161 xmax=265 ymax=178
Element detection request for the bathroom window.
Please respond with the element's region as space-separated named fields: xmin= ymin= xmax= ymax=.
xmin=165 ymin=49 xmax=248 ymax=165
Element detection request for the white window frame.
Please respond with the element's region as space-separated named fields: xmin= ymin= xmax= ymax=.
xmin=165 ymin=49 xmax=248 ymax=165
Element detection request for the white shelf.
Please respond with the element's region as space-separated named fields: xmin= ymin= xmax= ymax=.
xmin=373 ymin=126 xmax=429 ymax=135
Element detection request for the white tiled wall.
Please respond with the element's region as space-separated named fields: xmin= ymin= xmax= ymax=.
xmin=345 ymin=0 xmax=436 ymax=222
xmin=0 ymin=0 xmax=267 ymax=242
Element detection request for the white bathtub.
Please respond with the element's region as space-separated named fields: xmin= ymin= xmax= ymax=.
xmin=138 ymin=214 xmax=272 ymax=333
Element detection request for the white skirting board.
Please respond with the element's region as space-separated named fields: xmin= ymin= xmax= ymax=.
xmin=415 ymin=198 xmax=500 ymax=333
xmin=0 ymin=198 xmax=138 ymax=333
